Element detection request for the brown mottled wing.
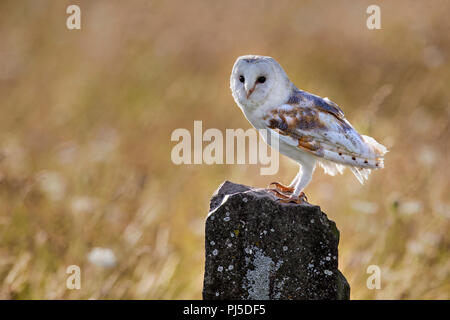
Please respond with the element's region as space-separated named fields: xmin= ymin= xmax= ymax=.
xmin=264 ymin=101 xmax=381 ymax=168
xmin=288 ymin=89 xmax=345 ymax=119
xmin=265 ymin=104 xmax=330 ymax=157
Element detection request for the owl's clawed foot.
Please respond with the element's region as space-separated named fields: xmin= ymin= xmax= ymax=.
xmin=267 ymin=187 xmax=308 ymax=204
xmin=268 ymin=182 xmax=294 ymax=194
xmin=274 ymin=192 xmax=308 ymax=204
xmin=267 ymin=188 xmax=290 ymax=200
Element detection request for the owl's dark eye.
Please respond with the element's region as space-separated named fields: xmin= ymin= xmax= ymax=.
xmin=257 ymin=76 xmax=266 ymax=83
xmin=239 ymin=75 xmax=245 ymax=83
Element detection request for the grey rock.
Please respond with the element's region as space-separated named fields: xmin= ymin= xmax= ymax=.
xmin=203 ymin=181 xmax=350 ymax=300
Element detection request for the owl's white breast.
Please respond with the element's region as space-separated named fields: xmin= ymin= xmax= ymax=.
xmin=238 ymin=87 xmax=290 ymax=129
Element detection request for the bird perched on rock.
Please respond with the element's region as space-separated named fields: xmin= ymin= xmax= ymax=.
xmin=230 ymin=55 xmax=388 ymax=203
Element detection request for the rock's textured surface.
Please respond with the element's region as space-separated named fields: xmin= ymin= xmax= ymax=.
xmin=203 ymin=181 xmax=350 ymax=300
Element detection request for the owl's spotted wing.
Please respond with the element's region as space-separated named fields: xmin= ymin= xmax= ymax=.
xmin=287 ymin=89 xmax=345 ymax=119
xmin=263 ymin=92 xmax=387 ymax=172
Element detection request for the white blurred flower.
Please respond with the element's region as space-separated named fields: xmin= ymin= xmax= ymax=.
xmin=418 ymin=146 xmax=436 ymax=167
xmin=87 ymin=247 xmax=117 ymax=268
xmin=351 ymin=200 xmax=379 ymax=214
xmin=407 ymin=232 xmax=440 ymax=255
xmin=37 ymin=171 xmax=66 ymax=201
xmin=407 ymin=239 xmax=424 ymax=254
xmin=70 ymin=196 xmax=97 ymax=214
xmin=399 ymin=200 xmax=423 ymax=215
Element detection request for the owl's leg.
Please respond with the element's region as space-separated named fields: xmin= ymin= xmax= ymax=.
xmin=278 ymin=162 xmax=316 ymax=204
xmin=289 ymin=172 xmax=301 ymax=188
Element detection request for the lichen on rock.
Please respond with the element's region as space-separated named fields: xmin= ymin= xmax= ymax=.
xmin=202 ymin=181 xmax=350 ymax=300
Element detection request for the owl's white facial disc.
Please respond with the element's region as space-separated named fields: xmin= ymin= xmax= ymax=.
xmin=230 ymin=55 xmax=292 ymax=110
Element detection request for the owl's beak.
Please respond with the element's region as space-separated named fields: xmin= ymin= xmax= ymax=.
xmin=245 ymin=84 xmax=256 ymax=99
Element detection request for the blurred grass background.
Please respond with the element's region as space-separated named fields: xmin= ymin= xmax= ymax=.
xmin=0 ymin=0 xmax=449 ymax=299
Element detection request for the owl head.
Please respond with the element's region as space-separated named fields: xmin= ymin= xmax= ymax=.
xmin=230 ymin=55 xmax=293 ymax=110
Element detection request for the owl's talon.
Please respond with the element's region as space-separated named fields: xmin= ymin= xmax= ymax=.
xmin=276 ymin=192 xmax=308 ymax=204
xmin=268 ymin=182 xmax=294 ymax=193
xmin=268 ymin=188 xmax=308 ymax=204
xmin=267 ymin=188 xmax=290 ymax=199
xmin=299 ymin=192 xmax=308 ymax=202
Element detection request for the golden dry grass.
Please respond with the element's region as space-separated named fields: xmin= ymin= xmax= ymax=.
xmin=0 ymin=0 xmax=449 ymax=299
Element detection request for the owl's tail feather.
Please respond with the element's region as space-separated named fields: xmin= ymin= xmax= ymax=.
xmin=317 ymin=134 xmax=387 ymax=170
xmin=349 ymin=135 xmax=387 ymax=184
xmin=350 ymin=167 xmax=372 ymax=184
xmin=317 ymin=135 xmax=387 ymax=184
xmin=362 ymin=135 xmax=388 ymax=158
xmin=317 ymin=158 xmax=372 ymax=184
xmin=317 ymin=158 xmax=345 ymax=176
xmin=321 ymin=148 xmax=384 ymax=169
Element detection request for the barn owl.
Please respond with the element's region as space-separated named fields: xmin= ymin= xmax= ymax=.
xmin=230 ymin=55 xmax=388 ymax=203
